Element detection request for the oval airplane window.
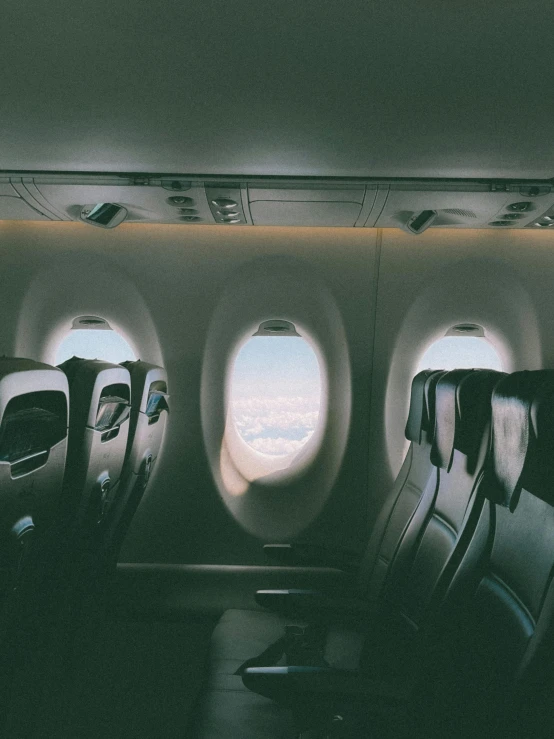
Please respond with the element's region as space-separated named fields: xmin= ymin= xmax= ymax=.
xmin=230 ymin=334 xmax=322 ymax=460
xmin=416 ymin=334 xmax=503 ymax=373
xmin=55 ymin=318 xmax=136 ymax=365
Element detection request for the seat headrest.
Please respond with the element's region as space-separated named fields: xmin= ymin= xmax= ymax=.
xmin=455 ymin=369 xmax=506 ymax=462
xmin=430 ymin=369 xmax=475 ymax=470
xmin=430 ymin=369 xmax=505 ymax=471
xmin=405 ymin=369 xmax=446 ymax=443
xmin=484 ymin=370 xmax=554 ymax=511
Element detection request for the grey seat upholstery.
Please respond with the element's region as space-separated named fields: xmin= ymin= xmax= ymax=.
xmin=191 ymin=368 xmax=504 ymax=737
xmin=413 ymin=369 xmax=554 ymax=738
xmin=238 ymin=369 xmax=554 ymax=739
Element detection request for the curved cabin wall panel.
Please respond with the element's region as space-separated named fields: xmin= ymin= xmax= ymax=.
xmin=0 ymin=223 xmax=378 ymax=565
xmin=1 ymin=222 xmax=554 ymax=566
xmin=200 ymin=257 xmax=350 ymax=541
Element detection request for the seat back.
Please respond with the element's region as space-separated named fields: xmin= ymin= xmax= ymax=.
xmin=385 ymin=368 xmax=505 ymax=626
xmin=0 ymin=358 xmax=68 ymax=599
xmin=59 ymin=358 xmax=131 ymax=532
xmin=105 ymin=360 xmax=168 ymax=560
xmin=0 ymin=358 xmax=69 ymax=732
xmin=359 ymin=369 xmax=447 ymax=598
xmin=359 ymin=369 xmax=503 ymax=678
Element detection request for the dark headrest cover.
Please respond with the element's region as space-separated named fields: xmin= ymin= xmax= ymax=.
xmin=518 ymin=376 xmax=554 ymax=508
xmin=405 ymin=369 xmax=436 ymax=443
xmin=485 ymin=371 xmax=554 ymax=511
xmin=423 ymin=370 xmax=448 ymax=442
xmin=455 ymin=370 xmax=506 ymax=462
xmin=431 ymin=369 xmax=475 ymax=470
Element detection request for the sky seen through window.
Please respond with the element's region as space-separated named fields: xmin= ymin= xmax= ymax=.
xmin=231 ymin=336 xmax=321 ymax=456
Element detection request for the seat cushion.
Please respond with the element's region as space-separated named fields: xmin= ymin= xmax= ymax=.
xmin=209 ymin=607 xmax=366 ymax=673
xmin=209 ymin=608 xmax=287 ymax=675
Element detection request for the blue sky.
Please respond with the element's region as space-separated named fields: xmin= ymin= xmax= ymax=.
xmin=56 ymin=329 xmax=136 ymax=365
xmin=416 ymin=336 xmax=503 ymax=373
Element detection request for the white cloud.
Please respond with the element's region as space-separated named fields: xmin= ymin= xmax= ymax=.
xmin=231 ymin=395 xmax=321 ymax=455
xmin=248 ymin=433 xmax=314 ymax=456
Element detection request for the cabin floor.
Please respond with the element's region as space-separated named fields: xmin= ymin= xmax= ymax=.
xmin=39 ymin=615 xmax=215 ymax=739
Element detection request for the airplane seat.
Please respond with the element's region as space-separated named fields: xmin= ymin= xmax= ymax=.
xmin=103 ymin=360 xmax=168 ymax=565
xmin=0 ymin=358 xmax=69 ymax=731
xmin=189 ymin=368 xmax=484 ymax=738
xmin=235 ymin=371 xmax=554 ymax=739
xmin=19 ymin=359 xmax=133 ymax=738
xmin=208 ymin=367 xmax=505 ymax=739
xmin=58 ymin=357 xmax=131 ymax=537
xmin=359 ymin=367 xmax=505 ymax=680
xmin=406 ymin=369 xmax=554 ymax=738
xmin=0 ymin=358 xmax=69 ymax=609
xmin=204 ymin=369 xmax=446 ymax=678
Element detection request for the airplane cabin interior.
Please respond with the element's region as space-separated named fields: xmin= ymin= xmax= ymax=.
xmin=1 ymin=2 xmax=554 ymax=738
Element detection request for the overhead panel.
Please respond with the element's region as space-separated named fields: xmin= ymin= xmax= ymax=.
xmin=2 ymin=173 xmax=554 ymax=231
xmin=374 ymin=187 xmax=554 ymax=232
xmin=0 ymin=183 xmax=51 ymax=220
xmin=33 ymin=182 xmax=216 ymax=226
xmin=247 ymin=187 xmax=370 ymax=227
xmin=0 ymin=197 xmax=51 ymax=221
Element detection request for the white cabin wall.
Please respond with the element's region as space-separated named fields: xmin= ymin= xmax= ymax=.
xmin=0 ymin=222 xmax=378 ymax=564
xmin=2 ymin=221 xmax=554 ymax=564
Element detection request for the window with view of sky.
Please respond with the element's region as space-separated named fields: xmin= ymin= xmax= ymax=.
xmin=416 ymin=336 xmax=502 ymax=373
xmin=56 ymin=329 xmax=136 ymax=366
xmin=231 ymin=336 xmax=321 ymax=457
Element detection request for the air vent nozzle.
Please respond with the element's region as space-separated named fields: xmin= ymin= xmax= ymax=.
xmin=80 ymin=203 xmax=127 ymax=229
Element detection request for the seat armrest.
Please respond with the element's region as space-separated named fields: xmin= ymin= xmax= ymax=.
xmin=255 ymin=589 xmax=375 ymax=626
xmin=263 ymin=544 xmax=359 ymax=573
xmin=242 ymin=665 xmax=408 ymax=704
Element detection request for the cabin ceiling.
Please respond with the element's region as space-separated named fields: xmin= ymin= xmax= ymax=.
xmin=2 ymin=0 xmax=554 ymax=179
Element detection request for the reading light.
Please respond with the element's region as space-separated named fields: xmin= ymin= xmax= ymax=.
xmin=80 ymin=203 xmax=127 ymax=229
xmin=507 ymin=202 xmax=532 ymax=212
xmin=168 ymin=196 xmax=194 ymax=206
